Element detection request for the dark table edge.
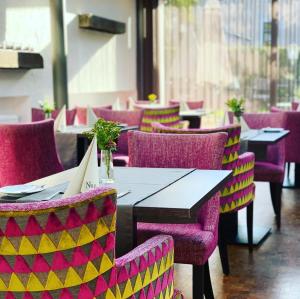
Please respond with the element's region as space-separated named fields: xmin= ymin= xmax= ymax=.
xmin=246 ymin=130 xmax=290 ymax=145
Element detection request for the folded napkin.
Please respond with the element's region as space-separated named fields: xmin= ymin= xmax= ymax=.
xmin=63 ymin=136 xmax=99 ymax=198
xmin=128 ymin=96 xmax=135 ymax=111
xmin=180 ymin=101 xmax=189 ymax=112
xmin=87 ymin=106 xmax=98 ymax=127
xmin=113 ymin=97 xmax=122 ymax=111
xmin=240 ymin=116 xmax=250 ymax=132
xmin=54 ymin=105 xmax=66 ymax=132
xmin=223 ymin=111 xmax=230 ymax=126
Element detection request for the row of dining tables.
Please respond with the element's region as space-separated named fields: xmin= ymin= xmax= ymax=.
xmin=0 ymin=122 xmax=290 ymax=256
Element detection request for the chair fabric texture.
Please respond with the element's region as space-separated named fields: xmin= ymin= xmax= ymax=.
xmin=137 ymin=105 xmax=182 ymax=133
xmin=243 ymin=112 xmax=287 ymax=183
xmin=270 ymin=107 xmax=300 ymax=164
xmin=75 ymin=106 xmax=112 ymax=125
xmin=152 ymin=123 xmax=255 ymax=213
xmin=94 ymin=109 xmax=143 ymax=166
xmin=32 ymin=108 xmax=76 ymax=126
xmin=0 ymin=120 xmax=63 ymax=187
xmin=169 ymin=99 xmax=204 ymax=110
xmin=128 ymin=130 xmax=227 ymax=266
xmin=291 ymin=101 xmax=299 ymax=111
xmin=0 ymin=186 xmax=183 ymax=299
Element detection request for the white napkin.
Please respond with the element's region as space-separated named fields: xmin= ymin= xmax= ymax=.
xmin=54 ymin=105 xmax=66 ymax=132
xmin=63 ymin=136 xmax=99 ymax=198
xmin=87 ymin=106 xmax=98 ymax=127
xmin=180 ymin=101 xmax=189 ymax=112
xmin=128 ymin=96 xmax=135 ymax=111
xmin=113 ymin=97 xmax=122 ymax=111
xmin=240 ymin=116 xmax=250 ymax=132
xmin=223 ymin=111 xmax=230 ymax=125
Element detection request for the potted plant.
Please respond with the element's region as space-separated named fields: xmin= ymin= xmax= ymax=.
xmin=85 ymin=118 xmax=121 ymax=183
xmin=148 ymin=93 xmax=158 ymax=104
xmin=39 ymin=100 xmax=55 ymax=119
xmin=226 ymin=98 xmax=245 ymax=123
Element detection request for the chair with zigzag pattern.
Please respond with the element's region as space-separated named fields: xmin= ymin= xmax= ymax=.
xmin=0 ymin=186 xmax=184 ymax=299
xmin=151 ymin=122 xmax=256 ymax=276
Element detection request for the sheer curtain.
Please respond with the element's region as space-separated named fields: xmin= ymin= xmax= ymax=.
xmin=158 ymin=0 xmax=300 ymax=112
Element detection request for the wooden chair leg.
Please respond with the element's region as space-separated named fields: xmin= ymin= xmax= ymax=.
xmin=193 ymin=265 xmax=204 ymax=299
xmin=204 ymin=262 xmax=214 ymax=299
xmin=246 ymin=202 xmax=253 ymax=252
xmin=270 ymin=182 xmax=282 ymax=229
xmin=218 ymin=219 xmax=230 ymax=275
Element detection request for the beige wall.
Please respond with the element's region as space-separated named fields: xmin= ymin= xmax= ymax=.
xmin=0 ymin=0 xmax=137 ymax=121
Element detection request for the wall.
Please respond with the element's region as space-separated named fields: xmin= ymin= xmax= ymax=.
xmin=0 ymin=0 xmax=137 ymax=121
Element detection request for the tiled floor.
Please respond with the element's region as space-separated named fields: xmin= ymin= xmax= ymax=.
xmin=174 ymin=182 xmax=300 ymax=299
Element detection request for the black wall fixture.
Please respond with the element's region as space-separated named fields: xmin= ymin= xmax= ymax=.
xmin=78 ymin=14 xmax=126 ymax=34
xmin=0 ymin=51 xmax=43 ymax=69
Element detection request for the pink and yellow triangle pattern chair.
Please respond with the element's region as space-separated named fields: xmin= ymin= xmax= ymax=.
xmin=0 ymin=186 xmax=183 ymax=299
xmin=152 ymin=123 xmax=256 ymax=275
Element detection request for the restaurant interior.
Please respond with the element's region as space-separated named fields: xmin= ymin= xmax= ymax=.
xmin=0 ymin=0 xmax=300 ymax=298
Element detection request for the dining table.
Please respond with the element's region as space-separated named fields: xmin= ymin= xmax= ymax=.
xmin=228 ymin=128 xmax=290 ymax=246
xmin=0 ymin=167 xmax=232 ymax=257
xmin=55 ymin=125 xmax=139 ymax=169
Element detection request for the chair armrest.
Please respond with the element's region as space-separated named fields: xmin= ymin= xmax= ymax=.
xmin=235 ymin=152 xmax=255 ymax=176
xmin=115 ymin=235 xmax=176 ymax=298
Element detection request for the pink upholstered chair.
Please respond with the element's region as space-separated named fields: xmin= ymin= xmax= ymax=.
xmin=128 ymin=130 xmax=228 ymax=298
xmin=93 ymin=109 xmax=143 ymax=166
xmin=0 ymin=186 xmax=184 ymax=298
xmin=0 ymin=120 xmax=63 ymax=187
xmin=152 ymin=122 xmax=255 ymax=275
xmin=291 ymin=101 xmax=299 ymax=111
xmin=169 ymin=99 xmax=204 ymax=110
xmin=243 ymin=113 xmax=287 ymax=228
xmin=32 ymin=108 xmax=77 ymax=125
xmin=76 ymin=105 xmax=112 ymax=125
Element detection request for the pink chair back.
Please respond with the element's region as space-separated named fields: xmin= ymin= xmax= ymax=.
xmin=32 ymin=108 xmax=77 ymax=125
xmin=0 ymin=120 xmax=63 ymax=187
xmin=291 ymin=101 xmax=299 ymax=111
xmin=76 ymin=105 xmax=112 ymax=125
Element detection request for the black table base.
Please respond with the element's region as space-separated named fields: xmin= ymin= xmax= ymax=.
xmin=283 ymin=163 xmax=300 ymax=189
xmin=181 ymin=115 xmax=201 ymax=128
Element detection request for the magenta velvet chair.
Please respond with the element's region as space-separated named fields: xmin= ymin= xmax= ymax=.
xmin=243 ymin=113 xmax=287 ymax=228
xmin=0 ymin=186 xmax=184 ymax=298
xmin=128 ymin=130 xmax=228 ymax=299
xmin=32 ymin=108 xmax=77 ymax=125
xmin=75 ymin=105 xmax=112 ymax=125
xmin=151 ymin=122 xmax=255 ymax=275
xmin=94 ymin=109 xmax=143 ymax=166
xmin=0 ymin=120 xmax=63 ymax=187
xmin=169 ymin=99 xmax=204 ymax=110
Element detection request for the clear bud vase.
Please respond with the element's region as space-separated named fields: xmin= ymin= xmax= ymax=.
xmin=45 ymin=112 xmax=52 ymax=119
xmin=100 ymin=150 xmax=114 ymax=183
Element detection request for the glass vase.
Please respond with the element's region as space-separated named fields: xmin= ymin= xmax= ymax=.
xmin=44 ymin=112 xmax=52 ymax=119
xmin=100 ymin=150 xmax=114 ymax=183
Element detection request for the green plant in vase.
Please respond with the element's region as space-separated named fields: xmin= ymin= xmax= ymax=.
xmin=226 ymin=98 xmax=245 ymax=123
xmin=148 ymin=93 xmax=157 ymax=104
xmin=39 ymin=100 xmax=55 ymax=119
xmin=84 ymin=118 xmax=121 ymax=183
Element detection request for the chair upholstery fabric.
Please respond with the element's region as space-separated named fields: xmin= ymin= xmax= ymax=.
xmin=291 ymin=101 xmax=299 ymax=111
xmin=0 ymin=120 xmax=63 ymax=187
xmin=128 ymin=130 xmax=227 ymax=266
xmin=243 ymin=112 xmax=287 ymax=183
xmin=137 ymin=105 xmax=182 ymax=132
xmin=75 ymin=105 xmax=112 ymax=125
xmin=32 ymin=108 xmax=76 ymax=126
xmin=270 ymin=107 xmax=300 ymax=164
xmin=94 ymin=109 xmax=143 ymax=166
xmin=152 ymin=123 xmax=255 ymax=213
xmin=0 ymin=186 xmax=183 ymax=298
xmin=169 ymin=99 xmax=204 ymax=110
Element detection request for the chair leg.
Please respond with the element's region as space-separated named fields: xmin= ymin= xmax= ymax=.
xmin=218 ymin=219 xmax=230 ymax=275
xmin=246 ymin=202 xmax=253 ymax=252
xmin=204 ymin=262 xmax=214 ymax=299
xmin=269 ymin=182 xmax=282 ymax=229
xmin=193 ymin=265 xmax=204 ymax=299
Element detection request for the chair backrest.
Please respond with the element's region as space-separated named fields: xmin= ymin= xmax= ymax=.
xmin=270 ymin=108 xmax=300 ymax=163
xmin=0 ymin=186 xmax=117 ymax=298
xmin=32 ymin=108 xmax=77 ymax=126
xmin=128 ymin=130 xmax=227 ymax=230
xmin=76 ymin=106 xmax=112 ymax=125
xmin=169 ymin=99 xmax=204 ymax=110
xmin=243 ymin=112 xmax=287 ymax=166
xmin=151 ymin=123 xmax=254 ymax=213
xmin=94 ymin=109 xmax=144 ymax=155
xmin=0 ymin=120 xmax=63 ymax=187
xmin=139 ymin=105 xmax=181 ymax=132
xmin=291 ymin=101 xmax=299 ymax=111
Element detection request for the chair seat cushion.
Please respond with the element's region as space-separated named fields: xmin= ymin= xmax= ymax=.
xmin=137 ymin=222 xmax=217 ymax=266
xmin=254 ymin=161 xmax=285 ymax=183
